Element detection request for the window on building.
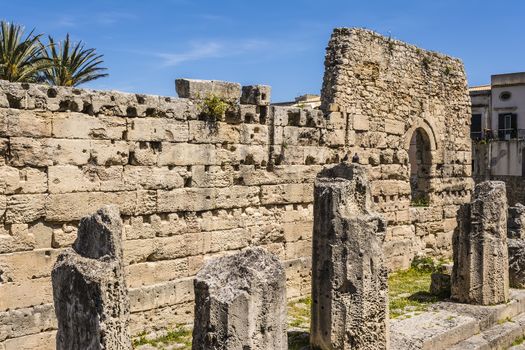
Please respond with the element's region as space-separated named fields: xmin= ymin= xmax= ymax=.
xmin=498 ymin=113 xmax=517 ymax=140
xmin=471 ymin=114 xmax=482 ymax=140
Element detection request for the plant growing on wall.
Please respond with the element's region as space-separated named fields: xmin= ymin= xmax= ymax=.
xmin=200 ymin=94 xmax=231 ymax=119
xmin=0 ymin=21 xmax=49 ymax=82
xmin=40 ymin=34 xmax=108 ymax=87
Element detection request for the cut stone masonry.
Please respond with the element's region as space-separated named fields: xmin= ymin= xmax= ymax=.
xmin=0 ymin=27 xmax=473 ymax=349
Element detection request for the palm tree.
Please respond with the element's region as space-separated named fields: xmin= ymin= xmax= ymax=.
xmin=0 ymin=21 xmax=49 ymax=82
xmin=41 ymin=34 xmax=108 ymax=87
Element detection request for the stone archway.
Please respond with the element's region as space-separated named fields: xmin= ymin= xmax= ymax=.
xmin=408 ymin=127 xmax=433 ymax=205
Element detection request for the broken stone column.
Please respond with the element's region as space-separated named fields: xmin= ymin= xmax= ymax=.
xmin=52 ymin=205 xmax=131 ymax=350
xmin=451 ymin=181 xmax=509 ymax=305
xmin=508 ymin=203 xmax=525 ymax=239
xmin=192 ymin=247 xmax=287 ymax=350
xmin=508 ymin=204 xmax=525 ymax=288
xmin=310 ymin=162 xmax=389 ymax=350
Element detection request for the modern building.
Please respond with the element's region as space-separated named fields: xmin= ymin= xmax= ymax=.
xmin=470 ymin=72 xmax=525 ymax=141
xmin=470 ymin=72 xmax=525 ymax=205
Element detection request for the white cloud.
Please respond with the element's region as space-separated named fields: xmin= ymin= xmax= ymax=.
xmin=156 ymin=39 xmax=270 ymax=66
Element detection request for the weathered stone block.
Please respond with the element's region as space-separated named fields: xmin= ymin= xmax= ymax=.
xmin=508 ymin=203 xmax=525 ymax=239
xmin=451 ymin=181 xmax=509 ymax=305
xmin=192 ymin=247 xmax=287 ymax=350
xmin=311 ymin=163 xmax=389 ymax=349
xmin=52 ymin=206 xmax=131 ymax=350
xmin=508 ymin=238 xmax=525 ymax=288
xmin=240 ymin=85 xmax=271 ymax=105
xmin=175 ymin=79 xmax=241 ymax=101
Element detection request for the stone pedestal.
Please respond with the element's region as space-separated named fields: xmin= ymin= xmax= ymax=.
xmin=451 ymin=181 xmax=509 ymax=305
xmin=192 ymin=247 xmax=287 ymax=350
xmin=310 ymin=163 xmax=389 ymax=350
xmin=52 ymin=205 xmax=131 ymax=350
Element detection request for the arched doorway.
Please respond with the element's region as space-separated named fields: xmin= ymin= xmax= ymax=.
xmin=408 ymin=128 xmax=433 ymax=205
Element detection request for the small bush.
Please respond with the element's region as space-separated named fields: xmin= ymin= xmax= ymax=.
xmin=199 ymin=95 xmax=231 ymax=119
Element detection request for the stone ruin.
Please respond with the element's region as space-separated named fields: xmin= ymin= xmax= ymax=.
xmin=192 ymin=247 xmax=287 ymax=350
xmin=451 ymin=181 xmax=509 ymax=305
xmin=310 ymin=163 xmax=389 ymax=349
xmin=0 ymin=27 xmax=478 ymax=349
xmin=52 ymin=205 xmax=131 ymax=350
xmin=508 ymin=203 xmax=525 ymax=288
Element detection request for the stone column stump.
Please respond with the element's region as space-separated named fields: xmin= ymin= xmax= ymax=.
xmin=451 ymin=181 xmax=509 ymax=305
xmin=310 ymin=163 xmax=389 ymax=350
xmin=192 ymin=247 xmax=287 ymax=350
xmin=52 ymin=205 xmax=131 ymax=350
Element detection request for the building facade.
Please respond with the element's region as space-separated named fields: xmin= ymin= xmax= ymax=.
xmin=471 ymin=72 xmax=525 ymax=204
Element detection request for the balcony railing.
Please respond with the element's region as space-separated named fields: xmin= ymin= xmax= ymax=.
xmin=471 ymin=129 xmax=525 ymax=142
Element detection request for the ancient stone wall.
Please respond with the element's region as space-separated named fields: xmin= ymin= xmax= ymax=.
xmin=321 ymin=28 xmax=473 ymax=267
xmin=0 ymin=80 xmax=325 ymax=349
xmin=0 ymin=27 xmax=472 ymax=349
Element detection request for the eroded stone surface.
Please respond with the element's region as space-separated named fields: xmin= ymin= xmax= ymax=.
xmin=310 ymin=162 xmax=389 ymax=350
xmin=192 ymin=247 xmax=287 ymax=350
xmin=508 ymin=204 xmax=525 ymax=239
xmin=451 ymin=181 xmax=509 ymax=305
xmin=52 ymin=205 xmax=131 ymax=350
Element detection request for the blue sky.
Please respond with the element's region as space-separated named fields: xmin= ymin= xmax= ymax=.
xmin=4 ymin=0 xmax=525 ymax=102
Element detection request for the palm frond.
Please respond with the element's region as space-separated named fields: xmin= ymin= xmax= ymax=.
xmin=42 ymin=34 xmax=108 ymax=87
xmin=0 ymin=20 xmax=49 ymax=82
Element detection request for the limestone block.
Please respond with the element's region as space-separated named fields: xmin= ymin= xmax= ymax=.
xmin=240 ymin=124 xmax=268 ymax=145
xmin=0 ymin=248 xmax=61 ymax=282
xmin=0 ymin=278 xmax=52 ymax=311
xmin=157 ymin=186 xmax=259 ymax=213
xmin=451 ymin=181 xmax=509 ymax=305
xmin=508 ymin=204 xmax=525 ymax=239
xmin=52 ymin=206 xmax=131 ymax=350
xmin=311 ymin=163 xmax=389 ymax=350
xmin=353 ymin=114 xmax=369 ymax=131
xmin=0 ymin=304 xmax=56 ymax=342
xmin=128 ymin=141 xmax=159 ymax=166
xmin=5 ymin=194 xmax=46 ymax=223
xmin=0 ymin=166 xmax=47 ymax=194
xmin=1 ymin=330 xmax=56 ymax=350
xmin=260 ymin=183 xmax=313 ymax=205
xmin=240 ymin=85 xmax=271 ymax=105
xmin=52 ymin=112 xmax=126 ymax=139
xmin=0 ymin=224 xmax=34 ymax=254
xmin=175 ymin=79 xmax=241 ymax=101
xmin=384 ymin=119 xmax=405 ymax=135
xmin=192 ymin=247 xmax=287 ymax=350
xmin=158 ymin=142 xmax=216 ymax=166
xmin=0 ymin=109 xmax=52 ymax=137
xmin=9 ymin=137 xmax=90 ymax=166
xmin=90 ymin=140 xmax=129 ymax=165
xmin=123 ymin=166 xmax=184 ymax=190
xmin=128 ymin=277 xmax=194 ymax=313
xmin=508 ymin=238 xmax=525 ymax=288
xmin=191 ymin=165 xmax=233 ymax=187
xmin=45 ymin=191 xmax=151 ymax=221
xmin=202 ymin=228 xmax=250 ymax=254
xmin=125 ymin=258 xmax=189 ymax=288
xmin=48 ymin=165 xmax=100 ymax=193
xmin=126 ymin=118 xmax=189 ymax=142
xmin=188 ymin=121 xmax=240 ymax=144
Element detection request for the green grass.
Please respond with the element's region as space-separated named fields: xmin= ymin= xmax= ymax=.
xmin=512 ymin=335 xmax=525 ymax=346
xmin=388 ymin=265 xmax=445 ymax=318
xmin=133 ymin=325 xmax=192 ymax=349
xmin=134 ymin=260 xmax=447 ymax=348
xmin=288 ymin=297 xmax=311 ymax=329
